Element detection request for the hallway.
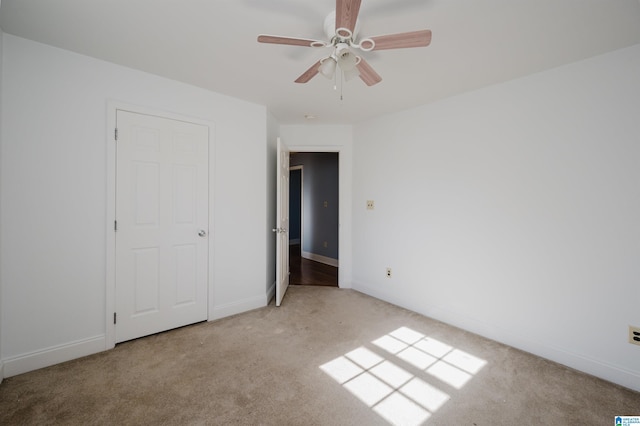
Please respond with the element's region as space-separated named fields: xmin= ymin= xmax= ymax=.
xmin=289 ymin=244 xmax=337 ymax=287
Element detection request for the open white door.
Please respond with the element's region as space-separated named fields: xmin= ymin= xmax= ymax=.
xmin=274 ymin=137 xmax=290 ymax=306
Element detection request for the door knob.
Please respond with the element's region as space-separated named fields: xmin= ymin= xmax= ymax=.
xmin=198 ymin=230 xmax=207 ymax=237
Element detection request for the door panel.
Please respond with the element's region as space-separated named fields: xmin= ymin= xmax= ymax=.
xmin=115 ymin=110 xmax=209 ymax=343
xmin=174 ymin=244 xmax=197 ymax=305
xmin=275 ymin=138 xmax=290 ymax=306
xmin=133 ymin=162 xmax=160 ymax=226
xmin=133 ymin=247 xmax=160 ymax=315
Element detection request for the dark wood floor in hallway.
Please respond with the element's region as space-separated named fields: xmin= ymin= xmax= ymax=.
xmin=289 ymin=244 xmax=338 ymax=287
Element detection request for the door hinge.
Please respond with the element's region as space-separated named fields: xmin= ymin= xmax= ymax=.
xmin=114 ymin=128 xmax=118 ymax=141
xmin=114 ymin=220 xmax=117 ymax=231
xmin=113 ymin=312 xmax=117 ymax=325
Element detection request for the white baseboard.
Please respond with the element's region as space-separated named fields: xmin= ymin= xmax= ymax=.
xmin=352 ymin=281 xmax=640 ymax=393
xmin=3 ymin=335 xmax=106 ymax=378
xmin=0 ymin=361 xmax=4 ymax=384
xmin=210 ymin=292 xmax=270 ymax=321
xmin=302 ymin=251 xmax=339 ymax=267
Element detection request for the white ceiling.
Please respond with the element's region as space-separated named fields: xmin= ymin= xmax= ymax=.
xmin=2 ymin=0 xmax=640 ymax=124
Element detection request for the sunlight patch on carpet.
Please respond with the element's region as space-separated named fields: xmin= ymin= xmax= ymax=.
xmin=320 ymin=326 xmax=487 ymax=425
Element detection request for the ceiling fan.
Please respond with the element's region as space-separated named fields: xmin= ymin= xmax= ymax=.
xmin=257 ymin=0 xmax=432 ymax=86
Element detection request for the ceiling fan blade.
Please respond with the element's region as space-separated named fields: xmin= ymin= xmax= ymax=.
xmin=295 ymin=60 xmax=322 ymax=83
xmin=336 ymin=0 xmax=362 ymax=34
xmin=356 ymin=58 xmax=382 ymax=86
xmin=258 ymin=35 xmax=322 ymax=47
xmin=369 ymin=29 xmax=432 ymax=51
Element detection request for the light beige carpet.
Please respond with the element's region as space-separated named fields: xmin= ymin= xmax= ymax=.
xmin=1 ymin=286 xmax=638 ymax=425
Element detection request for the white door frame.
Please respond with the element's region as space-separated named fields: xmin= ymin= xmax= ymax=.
xmin=289 ymin=165 xmax=303 ymax=250
xmin=105 ymin=101 xmax=216 ymax=350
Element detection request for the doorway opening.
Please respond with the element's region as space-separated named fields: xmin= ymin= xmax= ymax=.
xmin=288 ymin=152 xmax=338 ymax=287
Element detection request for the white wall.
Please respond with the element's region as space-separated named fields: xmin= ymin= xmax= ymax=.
xmin=0 ymin=35 xmax=270 ymax=376
xmin=279 ymin=125 xmax=353 ymax=288
xmin=352 ymin=44 xmax=640 ymax=391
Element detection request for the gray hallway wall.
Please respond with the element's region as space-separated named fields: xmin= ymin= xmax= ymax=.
xmin=290 ymin=152 xmax=339 ymax=261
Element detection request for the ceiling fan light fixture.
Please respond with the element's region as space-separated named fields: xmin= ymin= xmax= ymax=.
xmin=343 ymin=66 xmax=360 ymax=82
xmin=335 ymin=43 xmax=358 ymax=71
xmin=319 ymin=57 xmax=337 ymax=79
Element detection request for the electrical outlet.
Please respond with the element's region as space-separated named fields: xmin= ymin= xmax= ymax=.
xmin=386 ymin=268 xmax=392 ymax=278
xmin=324 ymin=201 xmax=328 ymax=208
xmin=367 ymin=200 xmax=375 ymax=210
xmin=323 ymin=241 xmax=328 ymax=248
xmin=629 ymin=326 xmax=640 ymax=346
